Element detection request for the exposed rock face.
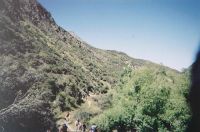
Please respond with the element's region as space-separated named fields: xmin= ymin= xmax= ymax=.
xmin=1 ymin=0 xmax=54 ymax=25
xmin=0 ymin=0 xmax=163 ymax=131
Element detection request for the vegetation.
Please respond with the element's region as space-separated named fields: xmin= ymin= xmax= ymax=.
xmin=0 ymin=0 xmax=192 ymax=131
xmin=90 ymin=66 xmax=191 ymax=132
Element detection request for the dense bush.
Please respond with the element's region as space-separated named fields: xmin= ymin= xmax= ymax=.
xmin=90 ymin=66 xmax=191 ymax=131
xmin=97 ymin=94 xmax=113 ymax=110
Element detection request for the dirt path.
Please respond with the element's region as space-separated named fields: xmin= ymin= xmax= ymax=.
xmin=56 ymin=93 xmax=101 ymax=131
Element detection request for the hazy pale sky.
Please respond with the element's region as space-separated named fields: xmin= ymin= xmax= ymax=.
xmin=38 ymin=0 xmax=200 ymax=71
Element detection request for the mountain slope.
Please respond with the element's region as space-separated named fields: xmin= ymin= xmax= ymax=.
xmin=0 ymin=0 xmax=190 ymax=131
xmin=0 ymin=0 xmax=149 ymax=131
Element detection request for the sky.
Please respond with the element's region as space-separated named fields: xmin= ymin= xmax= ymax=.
xmin=38 ymin=0 xmax=200 ymax=71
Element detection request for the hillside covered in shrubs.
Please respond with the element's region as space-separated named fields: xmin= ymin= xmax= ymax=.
xmin=0 ymin=0 xmax=191 ymax=131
